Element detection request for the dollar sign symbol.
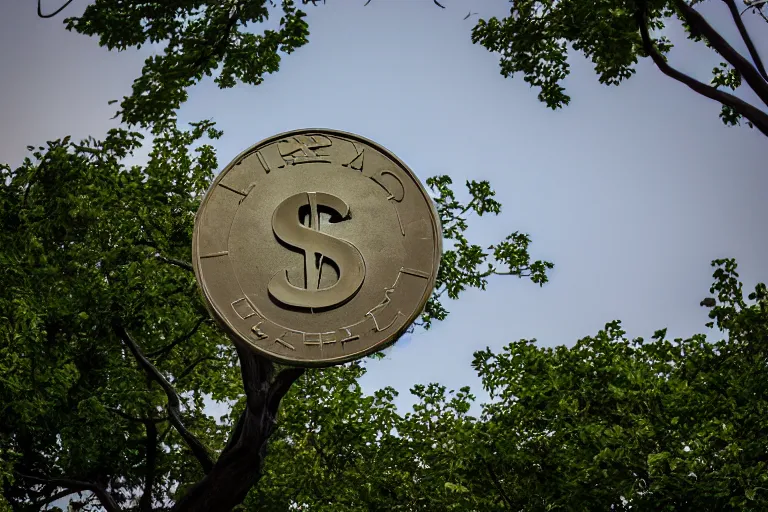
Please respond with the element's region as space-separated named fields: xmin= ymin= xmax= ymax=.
xmin=268 ymin=192 xmax=366 ymax=309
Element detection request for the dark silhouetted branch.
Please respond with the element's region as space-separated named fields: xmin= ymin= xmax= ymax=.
xmin=636 ymin=4 xmax=768 ymax=136
xmin=156 ymin=254 xmax=194 ymax=272
xmin=18 ymin=473 xmax=121 ymax=512
xmin=159 ymin=424 xmax=173 ymax=443
xmin=146 ymin=317 xmax=207 ymax=359
xmin=723 ymin=0 xmax=768 ymax=81
xmin=171 ymin=344 xmax=304 ymax=512
xmin=183 ymin=1 xmax=246 ymax=75
xmin=113 ymin=321 xmax=214 ymax=473
xmin=33 ymin=489 xmax=76 ymax=507
xmin=140 ymin=421 xmax=158 ymax=512
xmin=267 ymin=366 xmax=305 ymax=414
xmin=741 ymin=0 xmax=768 ymax=21
xmin=173 ymin=356 xmax=220 ymax=383
xmin=37 ymin=0 xmax=75 ymax=18
xmin=673 ymin=0 xmax=768 ymax=107
xmin=483 ymin=460 xmax=514 ymax=510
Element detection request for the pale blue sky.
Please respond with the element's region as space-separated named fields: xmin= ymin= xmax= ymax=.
xmin=2 ymin=0 xmax=767 ymax=415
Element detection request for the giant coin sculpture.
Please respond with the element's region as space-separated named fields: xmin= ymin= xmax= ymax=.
xmin=193 ymin=129 xmax=442 ymax=367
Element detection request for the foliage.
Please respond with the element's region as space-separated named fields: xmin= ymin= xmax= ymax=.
xmin=474 ymin=259 xmax=768 ymax=510
xmin=63 ymin=0 xmax=311 ymax=132
xmin=248 ymin=363 xmax=487 ymax=512
xmin=470 ymin=0 xmax=768 ymax=135
xmin=8 ymin=4 xmax=553 ymax=508
xmin=0 ymin=123 xmax=549 ymax=509
xmin=423 ymin=175 xmax=553 ymax=329
xmin=246 ymin=259 xmax=768 ymax=511
xmin=1 ymin=123 xmax=227 ymax=510
xmin=13 ymin=2 xmax=764 ymax=511
xmin=54 ymin=0 xmax=768 ymax=136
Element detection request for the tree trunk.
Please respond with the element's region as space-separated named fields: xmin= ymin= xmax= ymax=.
xmin=173 ymin=345 xmax=304 ymax=512
xmin=172 ymin=407 xmax=273 ymax=511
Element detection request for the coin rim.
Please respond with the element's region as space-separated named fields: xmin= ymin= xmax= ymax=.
xmin=192 ymin=128 xmax=443 ymax=367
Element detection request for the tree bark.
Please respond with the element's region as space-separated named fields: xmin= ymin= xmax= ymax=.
xmin=673 ymin=0 xmax=768 ymax=107
xmin=636 ymin=3 xmax=768 ymax=137
xmin=723 ymin=0 xmax=768 ymax=82
xmin=140 ymin=420 xmax=158 ymax=512
xmin=172 ymin=344 xmax=304 ymax=512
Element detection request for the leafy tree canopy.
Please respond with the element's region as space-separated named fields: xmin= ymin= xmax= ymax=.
xmin=248 ymin=259 xmax=768 ymax=511
xmin=0 ymin=121 xmax=550 ymax=510
xmin=51 ymin=0 xmax=768 ymax=135
xmin=470 ymin=0 xmax=768 ymax=134
xmin=5 ymin=1 xmax=765 ymax=510
xmin=63 ymin=0 xmax=311 ymax=132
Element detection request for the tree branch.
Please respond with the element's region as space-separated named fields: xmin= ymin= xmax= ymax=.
xmin=140 ymin=421 xmax=158 ymax=512
xmin=156 ymin=254 xmax=194 ymax=272
xmin=482 ymin=460 xmax=514 ymax=510
xmin=33 ymin=488 xmax=77 ymax=508
xmin=636 ymin=5 xmax=768 ymax=136
xmin=181 ymin=1 xmax=244 ymax=75
xmin=742 ymin=0 xmax=768 ymax=21
xmin=267 ymin=366 xmax=305 ymax=414
xmin=723 ymin=0 xmax=768 ymax=81
xmin=159 ymin=424 xmax=173 ymax=443
xmin=743 ymin=0 xmax=768 ymax=10
xmin=234 ymin=346 xmax=304 ymax=426
xmin=18 ymin=473 xmax=121 ymax=512
xmin=171 ymin=344 xmax=304 ymax=512
xmin=173 ymin=356 xmax=220 ymax=383
xmin=673 ymin=0 xmax=768 ymax=106
xmin=146 ymin=317 xmax=208 ymax=359
xmin=113 ymin=321 xmax=215 ymax=473
xmin=37 ymin=0 xmax=75 ymax=18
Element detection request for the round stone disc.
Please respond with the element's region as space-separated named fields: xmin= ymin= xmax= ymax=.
xmin=192 ymin=129 xmax=442 ymax=367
